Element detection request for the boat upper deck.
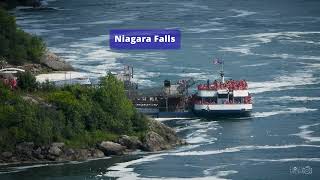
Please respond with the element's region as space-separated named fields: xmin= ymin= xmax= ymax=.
xmin=198 ymin=80 xmax=248 ymax=91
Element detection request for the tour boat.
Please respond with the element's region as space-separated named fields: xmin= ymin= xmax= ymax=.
xmin=192 ymin=61 xmax=252 ymax=117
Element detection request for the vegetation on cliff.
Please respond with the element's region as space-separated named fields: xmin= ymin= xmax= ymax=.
xmin=0 ymin=8 xmax=46 ymax=65
xmin=0 ymin=74 xmax=149 ymax=152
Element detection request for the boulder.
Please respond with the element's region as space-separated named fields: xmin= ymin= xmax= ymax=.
xmin=98 ymin=141 xmax=126 ymax=156
xmin=51 ymin=142 xmax=65 ymax=148
xmin=118 ymin=135 xmax=143 ymax=150
xmin=64 ymin=148 xmax=76 ymax=160
xmin=40 ymin=51 xmax=73 ymax=71
xmin=141 ymin=119 xmax=187 ymax=152
xmin=143 ymin=131 xmax=170 ymax=152
xmin=91 ymin=149 xmax=105 ymax=158
xmin=48 ymin=144 xmax=62 ymax=156
xmin=32 ymin=147 xmax=44 ymax=159
xmin=148 ymin=119 xmax=184 ymax=146
xmin=16 ymin=142 xmax=35 ymax=156
xmin=74 ymin=149 xmax=90 ymax=160
xmin=149 ymin=120 xmax=179 ymax=144
xmin=1 ymin=152 xmax=13 ymax=159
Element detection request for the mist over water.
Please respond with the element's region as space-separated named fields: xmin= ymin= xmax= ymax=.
xmin=2 ymin=0 xmax=320 ymax=179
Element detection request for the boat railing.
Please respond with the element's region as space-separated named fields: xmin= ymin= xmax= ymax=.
xmin=194 ymin=99 xmax=252 ymax=105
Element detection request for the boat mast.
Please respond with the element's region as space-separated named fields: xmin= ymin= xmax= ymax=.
xmin=220 ymin=62 xmax=224 ymax=83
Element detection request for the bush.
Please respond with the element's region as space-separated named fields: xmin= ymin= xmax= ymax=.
xmin=17 ymin=71 xmax=38 ymax=91
xmin=0 ymin=74 xmax=150 ymax=151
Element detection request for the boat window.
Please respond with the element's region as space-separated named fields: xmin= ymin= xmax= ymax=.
xmin=218 ymin=94 xmax=228 ymax=98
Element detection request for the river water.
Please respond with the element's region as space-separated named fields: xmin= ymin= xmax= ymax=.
xmin=2 ymin=0 xmax=320 ymax=179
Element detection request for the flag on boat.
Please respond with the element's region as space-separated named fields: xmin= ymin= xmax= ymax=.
xmin=213 ymin=59 xmax=223 ymax=64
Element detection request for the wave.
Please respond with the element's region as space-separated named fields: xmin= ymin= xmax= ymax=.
xmin=219 ymin=42 xmax=259 ymax=55
xmin=54 ymin=37 xmax=130 ymax=79
xmin=1 ymin=156 xmax=111 ymax=174
xmin=292 ymin=123 xmax=320 ymax=142
xmin=248 ymin=158 xmax=320 ymax=162
xmin=203 ymin=164 xmax=237 ymax=176
xmin=155 ymin=117 xmax=193 ymax=122
xmin=219 ymin=46 xmax=252 ymax=55
xmin=237 ymin=31 xmax=320 ymax=44
xmin=103 ymin=143 xmax=319 ymax=179
xmin=249 ymin=72 xmax=318 ymax=94
xmin=229 ymin=9 xmax=257 ymax=18
xmin=220 ymin=31 xmax=320 ymax=60
xmin=186 ymin=27 xmax=226 ymax=33
xmin=172 ymin=66 xmax=202 ymax=71
xmin=181 ymin=2 xmax=209 ymax=10
xmin=171 ymin=144 xmax=320 ymax=156
xmin=252 ymin=107 xmax=317 ymax=118
xmin=282 ymin=40 xmax=320 ymax=46
xmin=276 ymin=96 xmax=320 ymax=102
xmin=87 ymin=20 xmax=123 ymax=25
xmin=104 ymin=152 xmax=231 ymax=180
xmin=176 ymin=120 xmax=219 ymax=144
xmin=240 ymin=63 xmax=269 ymax=67
xmin=262 ymin=53 xmax=320 ymax=61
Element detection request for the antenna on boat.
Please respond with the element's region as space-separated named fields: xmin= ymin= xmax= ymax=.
xmin=220 ymin=61 xmax=224 ymax=83
xmin=214 ymin=58 xmax=225 ymax=83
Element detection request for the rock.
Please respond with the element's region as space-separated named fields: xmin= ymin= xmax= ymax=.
xmin=51 ymin=142 xmax=65 ymax=149
xmin=65 ymin=148 xmax=75 ymax=156
xmin=141 ymin=119 xmax=186 ymax=152
xmin=46 ymin=155 xmax=56 ymax=161
xmin=148 ymin=120 xmax=183 ymax=146
xmin=118 ymin=135 xmax=143 ymax=150
xmin=98 ymin=141 xmax=126 ymax=156
xmin=32 ymin=147 xmax=43 ymax=159
xmin=74 ymin=149 xmax=90 ymax=160
xmin=1 ymin=152 xmax=13 ymax=159
xmin=91 ymin=149 xmax=105 ymax=158
xmin=16 ymin=142 xmax=34 ymax=156
xmin=142 ymin=131 xmax=170 ymax=152
xmin=48 ymin=146 xmax=62 ymax=156
xmin=40 ymin=51 xmax=73 ymax=71
xmin=64 ymin=148 xmax=76 ymax=160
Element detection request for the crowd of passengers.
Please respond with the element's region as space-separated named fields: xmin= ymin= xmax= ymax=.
xmin=198 ymin=79 xmax=248 ymax=90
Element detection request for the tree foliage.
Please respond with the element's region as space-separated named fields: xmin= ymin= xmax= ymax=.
xmin=0 ymin=74 xmax=149 ymax=151
xmin=0 ymin=8 xmax=46 ymax=65
xmin=17 ymin=71 xmax=38 ymax=91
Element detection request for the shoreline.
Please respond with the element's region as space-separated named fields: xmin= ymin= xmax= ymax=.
xmin=0 ymin=119 xmax=186 ymax=167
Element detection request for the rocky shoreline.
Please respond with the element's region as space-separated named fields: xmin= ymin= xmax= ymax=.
xmin=0 ymin=119 xmax=186 ymax=166
xmin=6 ymin=51 xmax=74 ymax=74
